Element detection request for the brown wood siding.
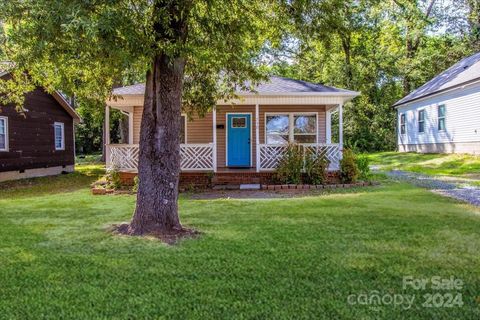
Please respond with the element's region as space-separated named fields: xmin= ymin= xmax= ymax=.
xmin=0 ymin=87 xmax=75 ymax=172
xmin=129 ymin=104 xmax=327 ymax=169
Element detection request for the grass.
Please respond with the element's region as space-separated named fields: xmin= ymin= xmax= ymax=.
xmin=1 ymin=165 xmax=480 ymax=319
xmin=368 ymin=152 xmax=480 ymax=176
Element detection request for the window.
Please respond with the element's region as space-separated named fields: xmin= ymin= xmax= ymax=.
xmin=0 ymin=117 xmax=8 ymax=151
xmin=266 ymin=113 xmax=317 ymax=144
xmin=293 ymin=115 xmax=316 ymax=143
xmin=231 ymin=117 xmax=247 ymax=128
xmin=54 ymin=122 xmax=65 ymax=150
xmin=438 ymin=105 xmax=446 ymax=131
xmin=180 ymin=115 xmax=186 ymax=144
xmin=400 ymin=113 xmax=406 ymax=135
xmin=418 ymin=110 xmax=425 ymax=133
xmin=266 ymin=115 xmax=289 ymax=144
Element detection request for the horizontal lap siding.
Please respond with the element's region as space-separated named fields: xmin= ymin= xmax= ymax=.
xmin=398 ymin=82 xmax=480 ymax=146
xmin=0 ymin=87 xmax=74 ymax=172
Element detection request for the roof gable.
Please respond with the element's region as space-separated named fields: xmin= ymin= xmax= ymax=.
xmin=394 ymin=52 xmax=480 ymax=107
xmin=0 ymin=71 xmax=81 ymax=122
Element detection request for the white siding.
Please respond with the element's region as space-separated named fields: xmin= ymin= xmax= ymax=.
xmin=397 ymin=82 xmax=480 ymax=146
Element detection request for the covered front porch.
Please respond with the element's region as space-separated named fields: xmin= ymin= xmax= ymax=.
xmin=105 ymin=103 xmax=346 ymax=173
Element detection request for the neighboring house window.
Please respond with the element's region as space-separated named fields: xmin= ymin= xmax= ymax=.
xmin=438 ymin=105 xmax=446 ymax=131
xmin=180 ymin=115 xmax=187 ymax=144
xmin=266 ymin=113 xmax=317 ymax=144
xmin=54 ymin=122 xmax=65 ymax=150
xmin=0 ymin=116 xmax=8 ymax=151
xmin=400 ymin=113 xmax=406 ymax=135
xmin=418 ymin=110 xmax=425 ymax=133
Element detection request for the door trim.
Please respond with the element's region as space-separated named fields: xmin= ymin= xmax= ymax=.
xmin=225 ymin=112 xmax=253 ymax=167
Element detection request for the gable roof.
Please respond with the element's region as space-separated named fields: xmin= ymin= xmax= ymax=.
xmin=113 ymin=76 xmax=359 ymax=97
xmin=0 ymin=71 xmax=81 ymax=123
xmin=394 ymin=52 xmax=480 ymax=107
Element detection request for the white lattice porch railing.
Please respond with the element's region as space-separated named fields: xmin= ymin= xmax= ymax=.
xmin=259 ymin=143 xmax=342 ymax=171
xmin=180 ymin=143 xmax=214 ymax=170
xmin=107 ymin=143 xmax=215 ymax=171
xmin=108 ymin=144 xmax=139 ymax=171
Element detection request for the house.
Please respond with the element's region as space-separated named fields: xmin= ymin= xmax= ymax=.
xmin=106 ymin=76 xmax=359 ymax=185
xmin=0 ymin=72 xmax=81 ymax=182
xmin=394 ymin=52 xmax=480 ymax=154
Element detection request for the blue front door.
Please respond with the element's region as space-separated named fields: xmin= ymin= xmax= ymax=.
xmin=227 ymin=114 xmax=251 ymax=167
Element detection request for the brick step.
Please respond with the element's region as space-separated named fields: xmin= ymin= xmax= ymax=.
xmin=212 ymin=176 xmax=261 ymax=185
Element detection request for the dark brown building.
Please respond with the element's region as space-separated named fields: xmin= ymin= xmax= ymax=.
xmin=0 ymin=72 xmax=81 ymax=182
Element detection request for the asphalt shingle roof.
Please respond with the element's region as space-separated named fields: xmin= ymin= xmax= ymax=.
xmin=113 ymin=76 xmax=358 ymax=96
xmin=394 ymin=52 xmax=480 ymax=107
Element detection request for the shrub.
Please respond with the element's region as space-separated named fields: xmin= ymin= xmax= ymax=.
xmin=132 ymin=176 xmax=139 ymax=193
xmin=274 ymin=144 xmax=304 ymax=184
xmin=106 ymin=166 xmax=122 ymax=190
xmin=304 ymin=151 xmax=330 ymax=185
xmin=340 ymin=149 xmax=359 ymax=183
xmin=356 ymin=154 xmax=371 ymax=181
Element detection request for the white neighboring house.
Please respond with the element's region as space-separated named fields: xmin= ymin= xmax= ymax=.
xmin=394 ymin=52 xmax=480 ymax=154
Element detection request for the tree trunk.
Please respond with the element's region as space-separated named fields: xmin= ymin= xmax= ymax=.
xmin=127 ymin=53 xmax=185 ymax=235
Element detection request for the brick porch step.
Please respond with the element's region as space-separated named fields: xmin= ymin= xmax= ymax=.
xmin=212 ymin=175 xmax=261 ymax=185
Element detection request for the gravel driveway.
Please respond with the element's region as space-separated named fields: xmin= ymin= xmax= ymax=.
xmin=386 ymin=170 xmax=480 ymax=206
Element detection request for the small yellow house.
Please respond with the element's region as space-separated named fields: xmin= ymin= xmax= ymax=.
xmin=105 ymin=76 xmax=359 ymax=184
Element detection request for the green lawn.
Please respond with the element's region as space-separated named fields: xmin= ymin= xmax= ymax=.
xmin=368 ymin=152 xmax=480 ymax=176
xmin=0 ymin=165 xmax=480 ymax=319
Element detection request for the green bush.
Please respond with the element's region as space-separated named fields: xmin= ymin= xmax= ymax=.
xmin=132 ymin=176 xmax=139 ymax=193
xmin=340 ymin=149 xmax=359 ymax=183
xmin=274 ymin=144 xmax=304 ymax=184
xmin=106 ymin=166 xmax=122 ymax=190
xmin=356 ymin=154 xmax=371 ymax=181
xmin=304 ymin=151 xmax=330 ymax=185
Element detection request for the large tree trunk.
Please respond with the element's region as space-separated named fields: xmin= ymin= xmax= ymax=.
xmin=127 ymin=53 xmax=185 ymax=235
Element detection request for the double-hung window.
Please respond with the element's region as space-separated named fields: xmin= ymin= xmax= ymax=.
xmin=0 ymin=116 xmax=8 ymax=151
xmin=400 ymin=113 xmax=406 ymax=135
xmin=438 ymin=105 xmax=446 ymax=131
xmin=418 ymin=110 xmax=425 ymax=133
xmin=54 ymin=122 xmax=65 ymax=150
xmin=266 ymin=113 xmax=317 ymax=144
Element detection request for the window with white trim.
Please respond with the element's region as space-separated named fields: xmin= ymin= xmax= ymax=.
xmin=400 ymin=113 xmax=406 ymax=135
xmin=266 ymin=113 xmax=317 ymax=144
xmin=418 ymin=110 xmax=425 ymax=133
xmin=180 ymin=115 xmax=186 ymax=144
xmin=438 ymin=105 xmax=446 ymax=131
xmin=54 ymin=122 xmax=65 ymax=150
xmin=0 ymin=117 xmax=8 ymax=151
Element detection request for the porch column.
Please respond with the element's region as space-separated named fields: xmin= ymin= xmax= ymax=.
xmin=128 ymin=111 xmax=134 ymax=144
xmin=105 ymin=105 xmax=111 ymax=165
xmin=212 ymin=107 xmax=217 ymax=172
xmin=255 ymin=103 xmax=260 ymax=172
xmin=338 ymin=103 xmax=343 ymax=150
xmin=326 ymin=108 xmax=332 ymax=144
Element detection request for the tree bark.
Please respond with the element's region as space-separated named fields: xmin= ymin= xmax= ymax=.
xmin=127 ymin=53 xmax=185 ymax=235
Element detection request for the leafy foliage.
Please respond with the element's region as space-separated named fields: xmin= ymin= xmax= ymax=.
xmin=340 ymin=149 xmax=359 ymax=183
xmin=356 ymin=154 xmax=371 ymax=181
xmin=275 ymin=144 xmax=330 ymax=185
xmin=275 ymin=144 xmax=304 ymax=184
xmin=304 ymin=151 xmax=330 ymax=185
